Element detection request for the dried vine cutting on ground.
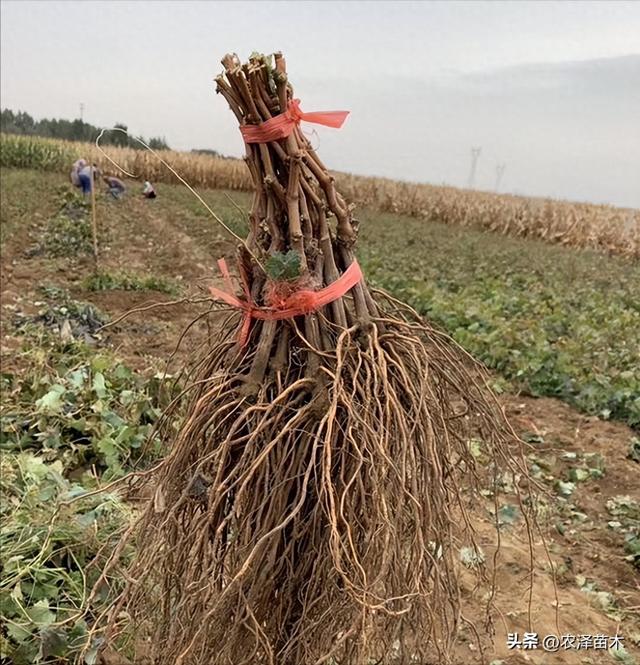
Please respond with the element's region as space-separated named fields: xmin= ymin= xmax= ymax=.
xmin=92 ymin=52 xmax=538 ymax=665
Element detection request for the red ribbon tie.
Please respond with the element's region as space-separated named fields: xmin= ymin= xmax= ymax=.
xmin=209 ymin=259 xmax=363 ymax=346
xmin=240 ymin=99 xmax=349 ymax=144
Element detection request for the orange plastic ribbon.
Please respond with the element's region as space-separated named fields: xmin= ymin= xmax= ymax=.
xmin=240 ymin=99 xmax=349 ymax=144
xmin=209 ymin=259 xmax=363 ymax=346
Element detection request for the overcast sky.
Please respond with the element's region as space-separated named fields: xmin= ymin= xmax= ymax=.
xmin=1 ymin=1 xmax=639 ymax=207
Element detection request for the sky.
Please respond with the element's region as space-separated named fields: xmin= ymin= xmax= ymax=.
xmin=1 ymin=1 xmax=639 ymax=208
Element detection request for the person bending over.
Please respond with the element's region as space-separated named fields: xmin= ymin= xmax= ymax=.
xmin=104 ymin=175 xmax=126 ymax=199
xmin=78 ymin=163 xmax=99 ymax=196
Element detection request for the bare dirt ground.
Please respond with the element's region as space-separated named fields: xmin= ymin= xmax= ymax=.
xmin=1 ymin=170 xmax=638 ymax=664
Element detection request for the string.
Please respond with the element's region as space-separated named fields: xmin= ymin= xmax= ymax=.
xmin=301 ymin=127 xmax=321 ymax=152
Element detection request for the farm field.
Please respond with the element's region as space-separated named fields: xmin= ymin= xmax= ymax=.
xmin=1 ymin=167 xmax=639 ymax=664
xmin=2 ymin=133 xmax=639 ymax=258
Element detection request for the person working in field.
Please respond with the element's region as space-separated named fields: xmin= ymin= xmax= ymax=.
xmin=77 ymin=163 xmax=99 ymax=196
xmin=70 ymin=158 xmax=87 ymax=187
xmin=142 ymin=180 xmax=157 ymax=199
xmin=103 ymin=175 xmax=126 ymax=199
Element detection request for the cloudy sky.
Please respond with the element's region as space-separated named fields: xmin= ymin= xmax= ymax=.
xmin=1 ymin=1 xmax=639 ymax=207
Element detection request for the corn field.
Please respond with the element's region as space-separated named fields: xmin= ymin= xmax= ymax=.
xmin=0 ymin=133 xmax=78 ymax=171
xmin=1 ymin=133 xmax=637 ymax=257
xmin=0 ymin=133 xmax=249 ymax=190
xmin=338 ymin=174 xmax=639 ymax=258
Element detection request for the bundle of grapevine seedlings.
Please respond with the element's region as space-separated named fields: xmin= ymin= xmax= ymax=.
xmin=96 ymin=52 xmax=534 ymax=665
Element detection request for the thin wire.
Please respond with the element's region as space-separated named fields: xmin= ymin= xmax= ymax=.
xmin=94 ymin=127 xmax=265 ymax=273
xmin=301 ymin=127 xmax=320 ymax=151
xmin=223 ymin=191 xmax=250 ymax=219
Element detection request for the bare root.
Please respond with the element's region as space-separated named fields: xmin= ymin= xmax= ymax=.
xmin=94 ymin=298 xmax=533 ymax=665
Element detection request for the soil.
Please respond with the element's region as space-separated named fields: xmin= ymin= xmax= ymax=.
xmin=1 ymin=170 xmax=637 ymax=664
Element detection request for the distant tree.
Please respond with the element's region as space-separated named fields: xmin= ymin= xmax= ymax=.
xmin=112 ymin=123 xmax=129 ymax=147
xmin=148 ymin=136 xmax=169 ymax=150
xmin=1 ymin=107 xmax=174 ymax=151
xmin=0 ymin=109 xmax=19 ymax=133
xmin=13 ymin=110 xmax=36 ymax=134
xmin=192 ymin=148 xmax=221 ymax=157
xmin=71 ymin=118 xmax=93 ymax=142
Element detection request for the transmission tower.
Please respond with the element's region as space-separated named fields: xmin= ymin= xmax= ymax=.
xmin=467 ymin=146 xmax=482 ymax=189
xmin=79 ymin=103 xmax=85 ymax=121
xmin=495 ymin=163 xmax=506 ymax=192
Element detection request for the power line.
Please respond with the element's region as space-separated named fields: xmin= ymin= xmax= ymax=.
xmin=495 ymin=163 xmax=506 ymax=192
xmin=467 ymin=146 xmax=481 ymax=189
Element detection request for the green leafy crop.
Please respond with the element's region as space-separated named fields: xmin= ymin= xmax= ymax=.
xmin=0 ymin=303 xmax=178 ymax=662
xmin=360 ymin=212 xmax=640 ymax=427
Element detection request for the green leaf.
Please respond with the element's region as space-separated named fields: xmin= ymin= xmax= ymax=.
xmin=459 ymin=546 xmax=485 ymax=568
xmin=265 ymin=250 xmax=301 ymax=281
xmin=68 ymin=417 xmax=88 ymax=432
xmin=102 ymin=410 xmax=125 ymax=429
xmin=498 ymin=504 xmax=520 ymax=525
xmin=568 ymin=468 xmax=590 ymax=483
xmin=11 ymin=582 xmax=24 ymax=602
xmin=76 ymin=510 xmax=97 ymax=528
xmin=91 ymin=356 xmax=111 ymax=373
xmin=25 ymin=599 xmax=55 ymax=627
xmin=67 ymin=369 xmax=86 ymax=389
xmin=118 ymin=389 xmax=135 ymax=405
xmin=609 ymin=647 xmax=637 ymax=665
xmin=37 ymin=483 xmax=57 ymax=502
xmin=114 ymin=365 xmax=133 ymax=381
xmin=468 ymin=438 xmax=483 ymax=459
xmin=68 ymin=618 xmax=88 ymax=642
xmin=555 ymin=480 xmax=576 ymax=497
xmin=97 ymin=437 xmax=118 ymax=460
xmin=624 ymin=532 xmax=640 ymax=556
xmin=91 ymin=398 xmax=105 ymax=414
xmin=61 ymin=484 xmax=88 ymax=500
xmin=6 ymin=621 xmax=32 ymax=643
xmin=92 ymin=372 xmax=107 ymax=399
xmin=46 ymin=459 xmax=65 ymax=481
xmin=607 ymin=496 xmax=640 ymax=520
xmin=35 ymin=385 xmax=65 ymax=413
xmin=584 ymin=452 xmax=605 ymax=471
xmin=29 ymin=576 xmax=60 ymax=603
xmin=21 ymin=455 xmax=49 ymax=481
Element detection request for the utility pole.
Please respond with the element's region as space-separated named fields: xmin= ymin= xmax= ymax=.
xmin=79 ymin=103 xmax=85 ymax=122
xmin=495 ymin=163 xmax=506 ymax=192
xmin=467 ymin=146 xmax=481 ymax=189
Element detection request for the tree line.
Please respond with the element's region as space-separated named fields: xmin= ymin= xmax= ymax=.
xmin=0 ymin=109 xmax=170 ymax=150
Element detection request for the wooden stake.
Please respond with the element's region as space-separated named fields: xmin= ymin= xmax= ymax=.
xmin=90 ymin=165 xmax=99 ymax=273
